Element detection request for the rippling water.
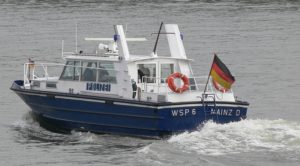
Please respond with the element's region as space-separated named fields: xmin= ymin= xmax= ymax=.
xmin=1 ymin=0 xmax=300 ymax=165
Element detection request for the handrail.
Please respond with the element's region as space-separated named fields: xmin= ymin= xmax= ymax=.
xmin=24 ymin=62 xmax=119 ymax=71
xmin=23 ymin=62 xmax=120 ymax=87
xmin=140 ymin=75 xmax=216 ymax=94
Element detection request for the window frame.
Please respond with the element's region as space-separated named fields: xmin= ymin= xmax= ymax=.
xmin=97 ymin=61 xmax=117 ymax=84
xmin=59 ymin=60 xmax=81 ymax=81
xmin=137 ymin=63 xmax=157 ymax=83
xmin=81 ymin=61 xmax=98 ymax=82
xmin=159 ymin=63 xmax=174 ymax=83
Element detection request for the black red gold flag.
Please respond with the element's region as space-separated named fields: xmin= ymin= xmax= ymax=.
xmin=210 ymin=54 xmax=235 ymax=91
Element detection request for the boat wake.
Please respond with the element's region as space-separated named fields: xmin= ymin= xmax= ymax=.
xmin=11 ymin=112 xmax=95 ymax=145
xmin=11 ymin=113 xmax=300 ymax=160
xmin=168 ymin=119 xmax=300 ymax=156
xmin=11 ymin=112 xmax=152 ymax=152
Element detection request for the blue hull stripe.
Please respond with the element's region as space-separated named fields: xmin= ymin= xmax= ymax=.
xmin=42 ymin=114 xmax=158 ymax=131
xmin=37 ymin=113 xmax=162 ymax=139
xmin=29 ymin=102 xmax=163 ymax=119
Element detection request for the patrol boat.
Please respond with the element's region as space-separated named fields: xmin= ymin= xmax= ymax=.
xmin=10 ymin=23 xmax=249 ymax=138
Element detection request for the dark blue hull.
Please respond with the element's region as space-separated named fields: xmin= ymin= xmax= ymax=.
xmin=11 ymin=80 xmax=249 ymax=138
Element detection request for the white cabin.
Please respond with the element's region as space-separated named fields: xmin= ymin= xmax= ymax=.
xmin=23 ymin=24 xmax=236 ymax=103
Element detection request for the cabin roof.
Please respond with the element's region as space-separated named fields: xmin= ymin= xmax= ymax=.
xmin=64 ymin=54 xmax=193 ymax=63
xmin=127 ymin=55 xmax=193 ymax=63
xmin=64 ymin=55 xmax=120 ymax=62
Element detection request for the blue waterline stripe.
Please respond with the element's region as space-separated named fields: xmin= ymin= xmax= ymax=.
xmin=29 ymin=102 xmax=163 ymax=120
xmin=42 ymin=114 xmax=159 ymax=131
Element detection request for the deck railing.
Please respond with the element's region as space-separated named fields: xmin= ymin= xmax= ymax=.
xmin=140 ymin=76 xmax=216 ymax=94
xmin=24 ymin=63 xmax=63 ymax=87
xmin=23 ymin=62 xmax=119 ymax=87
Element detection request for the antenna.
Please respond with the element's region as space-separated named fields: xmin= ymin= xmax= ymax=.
xmin=75 ymin=22 xmax=78 ymax=53
xmin=152 ymin=22 xmax=163 ymax=55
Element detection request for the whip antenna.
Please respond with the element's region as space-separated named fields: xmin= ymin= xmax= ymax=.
xmin=152 ymin=22 xmax=164 ymax=55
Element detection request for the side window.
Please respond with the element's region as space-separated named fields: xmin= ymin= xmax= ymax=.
xmin=98 ymin=62 xmax=117 ymax=83
xmin=60 ymin=61 xmax=80 ymax=81
xmin=81 ymin=62 xmax=97 ymax=82
xmin=137 ymin=64 xmax=156 ymax=83
xmin=161 ymin=64 xmax=174 ymax=83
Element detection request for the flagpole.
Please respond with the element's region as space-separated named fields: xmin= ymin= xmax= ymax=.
xmin=203 ymin=53 xmax=216 ymax=96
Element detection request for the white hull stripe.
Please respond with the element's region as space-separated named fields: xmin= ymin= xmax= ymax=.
xmin=113 ymin=102 xmax=157 ymax=109
xmin=56 ymin=96 xmax=105 ymax=103
xmin=158 ymin=104 xmax=247 ymax=109
xmin=17 ymin=91 xmax=47 ymax=97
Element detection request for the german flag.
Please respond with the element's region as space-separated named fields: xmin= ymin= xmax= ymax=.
xmin=210 ymin=54 xmax=235 ymax=91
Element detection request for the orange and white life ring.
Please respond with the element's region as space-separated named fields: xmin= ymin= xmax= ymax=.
xmin=166 ymin=72 xmax=190 ymax=93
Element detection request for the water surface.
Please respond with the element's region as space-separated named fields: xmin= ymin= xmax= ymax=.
xmin=1 ymin=0 xmax=300 ymax=165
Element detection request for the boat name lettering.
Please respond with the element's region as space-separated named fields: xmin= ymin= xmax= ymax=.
xmin=86 ymin=82 xmax=111 ymax=92
xmin=171 ymin=108 xmax=196 ymax=117
xmin=210 ymin=108 xmax=241 ymax=116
